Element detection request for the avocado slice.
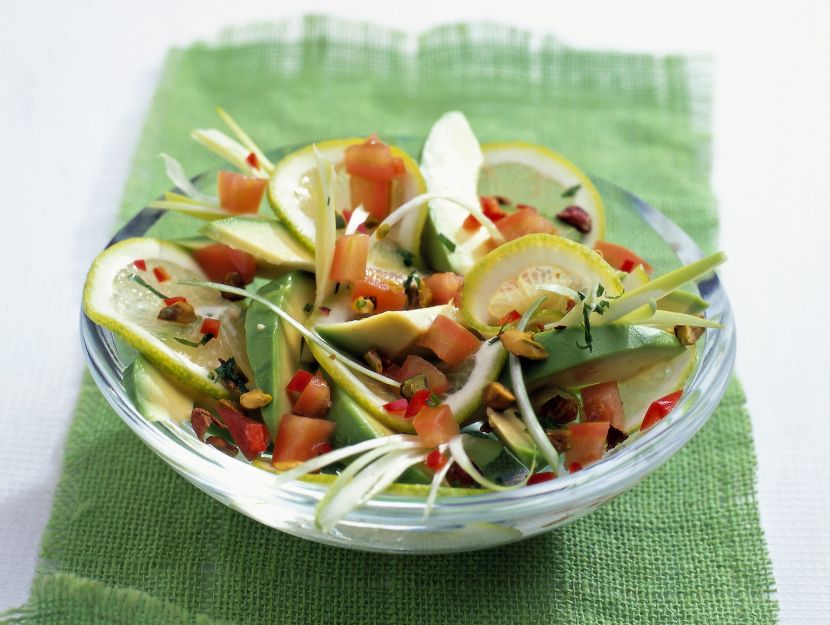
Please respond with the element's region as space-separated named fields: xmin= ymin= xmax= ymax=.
xmin=245 ymin=272 xmax=315 ymax=438
xmin=486 ymin=408 xmax=546 ymax=469
xmin=329 ymin=386 xmax=432 ymax=484
xmin=503 ymin=324 xmax=685 ymax=390
xmin=124 ymin=356 xmax=197 ymax=423
xmin=202 ymin=217 xmax=315 ymax=272
xmin=315 ymin=304 xmax=455 ymax=360
xmin=657 ymin=290 xmax=709 ymax=315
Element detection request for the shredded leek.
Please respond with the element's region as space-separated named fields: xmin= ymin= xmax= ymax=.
xmin=424 ymin=456 xmax=455 ymax=519
xmin=159 ymin=154 xmax=218 ymax=204
xmin=215 ymin=107 xmax=273 ymax=174
xmin=191 ymin=128 xmax=266 ymax=178
xmin=448 ymin=435 xmax=527 ymax=491
xmin=313 ymin=146 xmax=338 ymax=308
xmin=344 ymin=205 xmax=369 ymax=235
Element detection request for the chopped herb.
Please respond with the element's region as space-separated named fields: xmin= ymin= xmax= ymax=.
xmin=577 ymin=302 xmax=594 ymax=352
xmin=437 ymin=233 xmax=456 ymax=252
xmin=303 ymin=302 xmax=313 ymax=313
xmin=396 ymin=249 xmax=414 ymax=267
xmin=334 ymin=282 xmax=340 ymax=294
xmin=130 ymin=274 xmax=169 ymax=299
xmin=403 ymin=271 xmax=421 ymax=292
xmin=596 ymin=284 xmax=605 ymax=297
xmin=426 ymin=393 xmax=441 ymax=408
xmin=213 ymin=357 xmax=249 ymax=393
xmin=561 ymin=184 xmax=581 ymax=198
xmin=174 ymin=337 xmax=201 ymax=348
xmin=335 ymin=214 xmax=346 ymax=229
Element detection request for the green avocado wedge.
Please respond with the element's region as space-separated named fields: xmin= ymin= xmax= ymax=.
xmin=202 ymin=217 xmax=315 ymax=273
xmin=245 ymin=272 xmax=315 ymax=439
xmin=124 ymin=356 xmax=198 ymax=424
xmin=503 ymin=325 xmax=686 ymax=390
xmin=486 ymin=408 xmax=546 ymax=469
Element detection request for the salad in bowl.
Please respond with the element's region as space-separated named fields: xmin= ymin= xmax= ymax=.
xmin=82 ymin=110 xmax=729 ymax=549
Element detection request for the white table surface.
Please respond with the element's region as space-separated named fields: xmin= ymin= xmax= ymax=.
xmin=2 ymin=0 xmax=829 ymax=622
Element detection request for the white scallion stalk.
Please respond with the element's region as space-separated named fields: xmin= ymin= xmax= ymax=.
xmin=191 ymin=128 xmax=266 ymax=178
xmin=448 ymin=435 xmax=527 ymax=491
xmin=178 ymin=279 xmax=401 ymax=387
xmin=509 ymin=297 xmax=560 ymax=470
xmin=215 ymin=107 xmax=273 ymax=173
xmin=536 ymin=283 xmax=581 ymax=302
xmin=313 ymin=146 xmax=338 ymax=308
xmin=159 ymin=154 xmax=219 ymax=204
xmin=344 ymin=205 xmax=369 ymax=235
xmin=423 ymin=457 xmax=455 ymax=519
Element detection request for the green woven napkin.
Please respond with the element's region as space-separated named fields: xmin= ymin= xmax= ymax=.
xmin=3 ymin=16 xmax=776 ymax=625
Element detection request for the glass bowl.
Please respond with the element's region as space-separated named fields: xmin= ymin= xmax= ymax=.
xmin=80 ymin=146 xmax=735 ymax=554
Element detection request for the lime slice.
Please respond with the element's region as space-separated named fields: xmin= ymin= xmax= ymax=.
xmin=124 ymin=355 xmax=198 ymax=423
xmin=461 ymin=233 xmax=623 ymax=336
xmin=618 ymin=346 xmax=697 ymax=433
xmin=201 ymin=217 xmax=314 ymax=272
xmin=83 ymin=237 xmax=250 ymax=398
xmin=268 ymin=138 xmax=426 ymax=255
xmin=479 ymin=142 xmax=606 ymax=246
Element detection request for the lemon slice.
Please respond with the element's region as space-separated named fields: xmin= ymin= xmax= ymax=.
xmin=479 ymin=142 xmax=606 ymax=246
xmin=83 ymin=237 xmax=250 ymax=397
xmin=268 ymin=138 xmax=426 ymax=255
xmin=461 ymin=234 xmax=623 ymax=336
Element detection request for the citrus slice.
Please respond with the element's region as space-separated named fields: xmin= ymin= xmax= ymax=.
xmin=268 ymin=138 xmax=427 ymax=256
xmin=461 ymin=234 xmax=623 ymax=336
xmin=479 ymin=142 xmax=606 ymax=246
xmin=83 ymin=237 xmax=250 ymax=398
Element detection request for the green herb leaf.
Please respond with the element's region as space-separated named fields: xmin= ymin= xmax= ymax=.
xmin=403 ymin=271 xmax=421 ymax=292
xmin=426 ymin=393 xmax=441 ymax=407
xmin=174 ymin=337 xmax=201 ymax=348
xmin=396 ymin=249 xmax=414 ymax=267
xmin=437 ymin=233 xmax=456 ymax=252
xmin=130 ymin=274 xmax=170 ymax=299
xmin=303 ymin=303 xmax=313 ymax=313
xmin=335 ymin=214 xmax=346 ymax=229
xmin=213 ymin=357 xmax=249 ymax=393
xmin=561 ymin=184 xmax=581 ymax=198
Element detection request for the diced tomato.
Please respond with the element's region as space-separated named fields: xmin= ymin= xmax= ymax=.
xmin=593 ymin=241 xmax=653 ymax=274
xmin=163 ymin=296 xmax=187 ymax=306
xmin=423 ymin=272 xmax=463 ymax=305
xmin=214 ymin=401 xmax=269 ymax=460
xmin=292 ymin=376 xmax=331 ymax=418
xmin=152 ymin=266 xmax=171 ymax=282
xmin=351 ymin=268 xmax=407 ymax=313
xmin=217 ymin=170 xmax=267 ymax=215
xmin=273 ymin=414 xmax=336 ymax=464
xmin=192 ymin=243 xmax=257 ymax=285
xmin=527 ymin=471 xmax=556 ymax=485
xmin=350 ymin=175 xmax=391 ymax=220
xmin=312 ymin=441 xmax=333 ymax=456
xmin=344 ymin=134 xmax=403 ymax=181
xmin=425 ymin=450 xmax=448 ymax=471
xmin=285 ymin=370 xmax=314 ymax=401
xmin=330 ymin=234 xmax=369 ymax=283
xmin=565 ymin=422 xmax=610 ymax=468
xmin=383 ymin=398 xmax=409 ymax=415
xmin=569 ymin=462 xmax=583 ymax=473
xmin=497 ymin=309 xmax=522 ymax=326
xmin=580 ymin=381 xmax=625 ymax=431
xmin=395 ymin=356 xmax=450 ymax=394
xmin=200 ymin=318 xmax=221 ymax=337
xmin=496 ymin=207 xmax=558 ymax=242
xmin=417 ymin=315 xmax=481 ymax=367
xmin=412 ymin=404 xmax=459 ymax=447
xmin=133 ymin=259 xmax=147 ymax=271
xmin=640 ymin=390 xmax=683 ymax=431
xmin=481 ymin=196 xmax=507 ymax=221
xmin=245 ymin=152 xmax=260 ymax=169
xmin=405 ymin=389 xmax=432 ymax=418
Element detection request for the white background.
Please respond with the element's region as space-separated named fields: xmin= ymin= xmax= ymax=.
xmin=2 ymin=1 xmax=829 ymax=622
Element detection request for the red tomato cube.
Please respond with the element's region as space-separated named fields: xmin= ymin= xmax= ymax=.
xmin=412 ymin=404 xmax=459 ymax=447
xmin=192 ymin=243 xmax=256 ymax=285
xmin=352 ymin=268 xmax=407 ymax=313
xmin=214 ymin=401 xmax=269 ymax=460
xmin=496 ymin=207 xmax=558 ymax=242
xmin=330 ymin=234 xmax=369 ymax=283
xmin=593 ymin=241 xmax=653 ymax=274
xmin=344 ymin=134 xmax=401 ymax=181
xmin=565 ymin=422 xmax=610 ymax=468
xmin=423 ymin=272 xmax=463 ymax=305
xmin=217 ymin=170 xmax=267 ymax=215
xmin=417 ymin=315 xmax=481 ymax=367
xmin=273 ymin=414 xmax=337 ymax=464
xmin=350 ymin=175 xmax=392 ymax=220
xmin=580 ymin=381 xmax=625 ymax=431
xmin=292 ymin=376 xmax=331 ymax=418
xmin=396 ymin=355 xmax=450 ymax=394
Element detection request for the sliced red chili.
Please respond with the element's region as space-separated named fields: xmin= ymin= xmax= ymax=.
xmin=285 ymin=370 xmax=314 ymax=400
xmin=133 ymin=259 xmax=147 ymax=271
xmin=620 ymin=259 xmax=635 ymax=273
xmin=425 ymin=450 xmax=448 ymax=470
xmin=527 ymin=471 xmax=556 ymax=485
xmin=200 ymin=318 xmax=221 ymax=337
xmin=497 ymin=309 xmax=522 ymax=326
xmin=246 ymin=152 xmax=260 ymax=168
xmin=153 ymin=266 xmax=171 ymax=282
xmin=405 ymin=389 xmax=432 ymax=418
xmin=163 ymin=296 xmax=187 ymax=306
xmin=640 ymin=390 xmax=684 ymax=431
xmin=383 ymin=398 xmax=409 ymax=414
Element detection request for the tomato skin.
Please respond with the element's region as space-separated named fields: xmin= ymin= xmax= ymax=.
xmin=292 ymin=376 xmax=331 ymax=418
xmin=412 ymin=404 xmax=459 ymax=447
xmin=344 ymin=134 xmax=402 ymax=181
xmin=593 ymin=241 xmax=653 ymax=274
xmin=423 ymin=272 xmax=463 ymax=305
xmin=640 ymin=390 xmax=683 ymax=431
xmin=417 ymin=315 xmax=481 ymax=367
xmin=352 ymin=268 xmax=407 ymax=313
xmin=496 ymin=207 xmax=558 ymax=242
xmin=273 ymin=414 xmax=337 ymax=464
xmin=580 ymin=381 xmax=625 ymax=431
xmin=565 ymin=422 xmax=610 ymax=468
xmin=350 ymin=176 xmax=391 ymax=220
xmin=217 ymin=170 xmax=267 ymax=215
xmin=192 ymin=243 xmax=257 ymax=285
xmin=330 ymin=234 xmax=369 ymax=283
xmin=214 ymin=401 xmax=269 ymax=460
xmin=393 ymin=355 xmax=450 ymax=395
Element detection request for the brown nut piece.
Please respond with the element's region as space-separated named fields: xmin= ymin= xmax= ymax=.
xmin=482 ymin=381 xmax=516 ymax=410
xmin=157 ymin=301 xmax=197 ymax=324
xmin=539 ymin=393 xmax=579 ymax=425
xmin=221 ymin=272 xmax=247 ymax=301
xmin=239 ymin=389 xmax=273 ymax=410
xmin=499 ymin=330 xmax=549 ymax=360
xmin=556 ymin=205 xmax=592 ymax=233
xmin=400 ymin=374 xmax=428 ymax=400
xmin=205 ymin=436 xmax=238 ymax=456
xmin=675 ymin=324 xmax=705 ymax=346
xmin=364 ymin=349 xmax=384 ymax=374
xmin=546 ymin=428 xmax=572 ymax=453
xmin=190 ymin=407 xmax=213 ymax=441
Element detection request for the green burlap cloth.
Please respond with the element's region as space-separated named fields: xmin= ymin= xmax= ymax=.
xmin=4 ymin=16 xmax=776 ymax=625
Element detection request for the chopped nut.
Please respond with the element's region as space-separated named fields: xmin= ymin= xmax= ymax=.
xmin=539 ymin=393 xmax=579 ymax=425
xmin=482 ymin=381 xmax=516 ymax=410
xmin=495 ymin=195 xmax=511 ymax=206
xmin=205 ymin=436 xmax=238 ymax=456
xmin=375 ymin=223 xmax=391 ymax=239
xmin=556 ymin=205 xmax=592 ymax=233
xmin=607 ymin=425 xmax=628 ymax=450
xmin=675 ymin=324 xmax=705 ymax=346
xmin=364 ymin=349 xmax=384 ymax=374
xmin=157 ymin=301 xmax=197 ymax=324
xmin=239 ymin=389 xmax=273 ymax=410
xmin=405 ymin=274 xmax=432 ymax=309
xmin=190 ymin=407 xmax=213 ymax=441
xmin=546 ymin=428 xmax=572 ymax=453
xmin=400 ymin=374 xmax=428 ymax=400
xmin=221 ymin=272 xmax=246 ymax=300
xmin=499 ymin=329 xmax=549 ymax=360
xmin=352 ymin=296 xmax=376 ymax=314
